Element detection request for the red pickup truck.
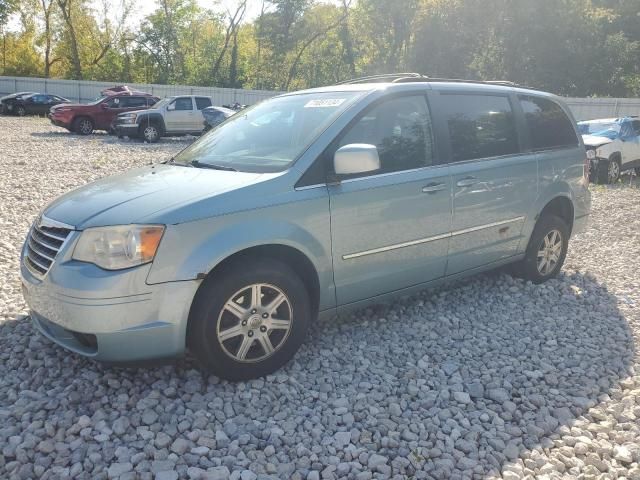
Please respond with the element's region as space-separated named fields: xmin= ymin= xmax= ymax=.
xmin=49 ymin=90 xmax=159 ymax=135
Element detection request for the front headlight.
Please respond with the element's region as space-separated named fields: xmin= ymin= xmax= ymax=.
xmin=72 ymin=225 xmax=165 ymax=270
xmin=586 ymin=149 xmax=596 ymax=160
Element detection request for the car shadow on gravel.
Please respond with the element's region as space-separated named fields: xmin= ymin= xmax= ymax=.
xmin=0 ymin=271 xmax=634 ymax=478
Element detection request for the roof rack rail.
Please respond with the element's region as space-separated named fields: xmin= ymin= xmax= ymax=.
xmin=335 ymin=73 xmax=428 ymax=85
xmin=335 ymin=73 xmax=540 ymax=91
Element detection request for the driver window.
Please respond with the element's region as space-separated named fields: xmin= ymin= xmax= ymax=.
xmin=105 ymin=97 xmax=121 ymax=108
xmin=336 ymin=95 xmax=434 ymax=175
xmin=173 ymin=97 xmax=194 ymax=111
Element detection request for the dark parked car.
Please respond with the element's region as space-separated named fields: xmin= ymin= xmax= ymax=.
xmin=202 ymin=106 xmax=236 ymax=131
xmin=0 ymin=92 xmax=36 ymax=114
xmin=9 ymin=93 xmax=70 ymax=116
xmin=49 ymin=91 xmax=159 ymax=135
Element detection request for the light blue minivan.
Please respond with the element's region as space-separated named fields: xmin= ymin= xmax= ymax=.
xmin=21 ymin=74 xmax=591 ymax=380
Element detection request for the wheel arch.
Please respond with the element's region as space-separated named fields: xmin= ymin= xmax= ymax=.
xmin=185 ymin=243 xmax=321 ymax=347
xmin=137 ymin=113 xmax=166 ymax=134
xmin=538 ymin=195 xmax=575 ymax=234
xmin=199 ymin=243 xmax=320 ymax=317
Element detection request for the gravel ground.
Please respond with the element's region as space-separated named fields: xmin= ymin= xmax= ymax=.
xmin=0 ymin=116 xmax=639 ymax=480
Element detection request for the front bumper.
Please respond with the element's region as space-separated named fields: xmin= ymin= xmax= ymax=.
xmin=49 ymin=115 xmax=71 ymax=129
xmin=21 ymin=229 xmax=200 ymax=363
xmin=114 ymin=124 xmax=140 ymax=137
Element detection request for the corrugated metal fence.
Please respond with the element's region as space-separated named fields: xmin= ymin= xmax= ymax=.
xmin=564 ymin=97 xmax=640 ymax=121
xmin=2 ymin=75 xmax=640 ymax=119
xmin=0 ymin=76 xmax=281 ymax=106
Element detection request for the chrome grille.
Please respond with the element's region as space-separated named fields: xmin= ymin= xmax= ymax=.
xmin=24 ymin=217 xmax=73 ymax=277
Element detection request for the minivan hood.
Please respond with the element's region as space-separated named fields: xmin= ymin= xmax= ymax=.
xmin=44 ymin=164 xmax=265 ymax=229
xmin=582 ymin=134 xmax=613 ymax=148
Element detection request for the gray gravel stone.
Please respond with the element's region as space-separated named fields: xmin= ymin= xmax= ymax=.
xmin=0 ymin=117 xmax=639 ymax=480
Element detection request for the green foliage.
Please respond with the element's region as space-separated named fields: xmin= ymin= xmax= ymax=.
xmin=1 ymin=0 xmax=640 ymax=97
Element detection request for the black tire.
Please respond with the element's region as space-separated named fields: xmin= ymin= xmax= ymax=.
xmin=16 ymin=105 xmax=26 ymax=117
xmin=634 ymin=167 xmax=640 ymax=176
xmin=188 ymin=258 xmax=311 ymax=381
xmin=73 ymin=116 xmax=94 ymax=135
xmin=595 ymin=155 xmax=621 ymax=184
xmin=513 ymin=214 xmax=570 ymax=284
xmin=140 ymin=123 xmax=161 ymax=143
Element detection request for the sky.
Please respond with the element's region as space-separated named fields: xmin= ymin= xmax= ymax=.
xmin=8 ymin=0 xmax=343 ymax=32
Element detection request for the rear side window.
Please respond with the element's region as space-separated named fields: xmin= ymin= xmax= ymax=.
xmin=121 ymin=96 xmax=148 ymax=108
xmin=441 ymin=94 xmax=519 ymax=162
xmin=518 ymin=96 xmax=578 ymax=150
xmin=337 ymin=95 xmax=434 ymax=174
xmin=195 ymin=97 xmax=212 ymax=110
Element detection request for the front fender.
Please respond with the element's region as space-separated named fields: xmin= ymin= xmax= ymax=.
xmin=137 ymin=112 xmax=166 ymax=133
xmin=146 ymin=197 xmax=335 ymax=310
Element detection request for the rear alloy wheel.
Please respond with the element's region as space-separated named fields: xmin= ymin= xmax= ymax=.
xmin=16 ymin=105 xmax=26 ymax=117
xmin=142 ymin=124 xmax=160 ymax=143
xmin=188 ymin=258 xmax=310 ymax=381
xmin=73 ymin=117 xmax=94 ymax=135
xmin=512 ymin=214 xmax=569 ymax=284
xmin=596 ymin=156 xmax=621 ymax=184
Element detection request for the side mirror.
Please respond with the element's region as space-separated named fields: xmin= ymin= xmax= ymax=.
xmin=334 ymin=144 xmax=381 ymax=176
xmin=101 ymin=103 xmax=108 ymax=109
xmin=167 ymin=103 xmax=175 ymax=111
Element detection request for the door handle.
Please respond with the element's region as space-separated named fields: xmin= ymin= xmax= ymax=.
xmin=456 ymin=177 xmax=478 ymax=188
xmin=422 ymin=182 xmax=446 ymax=194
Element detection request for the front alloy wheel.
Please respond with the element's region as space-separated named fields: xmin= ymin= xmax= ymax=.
xmin=16 ymin=106 xmax=26 ymax=116
xmin=217 ymin=284 xmax=293 ymax=363
xmin=188 ymin=258 xmax=310 ymax=381
xmin=143 ymin=125 xmax=160 ymax=143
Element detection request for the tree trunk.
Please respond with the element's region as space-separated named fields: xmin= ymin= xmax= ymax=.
xmin=339 ymin=0 xmax=356 ymax=77
xmin=284 ymin=13 xmax=349 ymax=90
xmin=211 ymin=1 xmax=246 ymax=82
xmin=57 ymin=0 xmax=82 ymax=79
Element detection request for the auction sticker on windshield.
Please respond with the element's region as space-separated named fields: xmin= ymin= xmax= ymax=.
xmin=304 ymin=98 xmax=347 ymax=108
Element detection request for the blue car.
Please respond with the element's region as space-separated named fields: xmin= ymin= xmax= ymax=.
xmin=21 ymin=74 xmax=591 ymax=380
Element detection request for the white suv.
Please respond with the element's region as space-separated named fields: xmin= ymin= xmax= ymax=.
xmin=579 ymin=117 xmax=640 ymax=184
xmin=113 ymin=95 xmax=213 ymax=142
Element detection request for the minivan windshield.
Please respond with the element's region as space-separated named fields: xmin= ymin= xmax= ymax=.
xmin=173 ymin=91 xmax=362 ymax=173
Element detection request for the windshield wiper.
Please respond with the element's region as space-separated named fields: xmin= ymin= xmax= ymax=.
xmin=191 ymin=160 xmax=237 ymax=171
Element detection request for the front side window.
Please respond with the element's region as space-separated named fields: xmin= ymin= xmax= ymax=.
xmin=195 ymin=97 xmax=212 ymax=110
xmin=336 ymin=95 xmax=434 ymax=174
xmin=441 ymin=93 xmax=519 ymax=162
xmin=173 ymin=91 xmax=363 ymax=173
xmin=105 ymin=97 xmax=122 ymax=108
xmin=173 ymin=97 xmax=193 ymax=111
xmin=519 ymin=96 xmax=578 ymax=150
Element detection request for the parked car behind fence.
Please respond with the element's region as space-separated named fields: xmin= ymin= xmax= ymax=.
xmin=0 ymin=92 xmax=36 ymax=114
xmin=49 ymin=90 xmax=159 ymax=135
xmin=579 ymin=117 xmax=640 ymax=184
xmin=113 ymin=95 xmax=214 ymax=142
